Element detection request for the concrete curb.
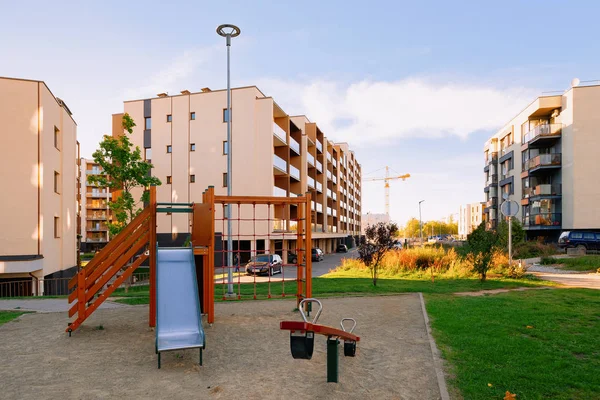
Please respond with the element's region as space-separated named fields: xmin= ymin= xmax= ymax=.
xmin=419 ymin=292 xmax=450 ymax=400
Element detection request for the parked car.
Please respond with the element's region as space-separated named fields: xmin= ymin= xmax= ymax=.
xmin=245 ymin=254 xmax=283 ymax=276
xmin=558 ymin=231 xmax=600 ymax=253
xmin=393 ymin=242 xmax=403 ymax=250
xmin=287 ymin=252 xmax=298 ymax=264
xmin=312 ymin=248 xmax=324 ymax=262
xmin=336 ymin=244 xmax=348 ymax=253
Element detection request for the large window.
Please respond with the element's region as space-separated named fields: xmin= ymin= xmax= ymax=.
xmin=167 ymin=145 xmax=172 ymax=154
xmin=144 ymin=148 xmax=152 ymax=161
xmin=145 ymin=117 xmax=151 ymax=130
xmin=54 ymin=217 xmax=60 ymax=238
xmin=222 ymin=173 xmax=228 ymax=187
xmin=54 ymin=126 xmax=60 ymax=150
xmin=166 ymin=176 xmax=172 ymax=184
xmin=167 ymin=114 xmax=172 ymax=123
xmin=223 ymin=108 xmax=229 ymax=122
xmin=54 ymin=171 xmax=60 ymax=193
xmin=223 ymin=141 xmax=228 ymax=155
xmin=190 ymin=175 xmax=195 ymax=183
xmin=190 ymin=143 xmax=196 ymax=152
xmin=190 ymin=112 xmax=196 ymax=120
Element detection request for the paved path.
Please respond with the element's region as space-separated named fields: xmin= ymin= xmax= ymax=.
xmin=0 ymin=298 xmax=127 ymax=313
xmin=530 ymin=271 xmax=600 ymax=289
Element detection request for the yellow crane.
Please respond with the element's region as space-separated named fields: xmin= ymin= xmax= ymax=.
xmin=363 ymin=166 xmax=410 ymax=217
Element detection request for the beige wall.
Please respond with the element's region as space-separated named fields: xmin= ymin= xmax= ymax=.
xmin=0 ymin=77 xmax=77 ymax=277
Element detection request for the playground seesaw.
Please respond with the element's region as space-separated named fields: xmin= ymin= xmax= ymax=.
xmin=280 ymin=298 xmax=360 ymax=383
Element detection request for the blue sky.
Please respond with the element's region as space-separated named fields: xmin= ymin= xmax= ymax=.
xmin=2 ymin=0 xmax=599 ymax=224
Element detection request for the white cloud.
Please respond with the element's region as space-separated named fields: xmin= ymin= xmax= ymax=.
xmin=258 ymin=78 xmax=537 ymax=145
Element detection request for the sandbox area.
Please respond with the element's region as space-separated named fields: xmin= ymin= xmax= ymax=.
xmin=0 ymin=295 xmax=443 ymax=399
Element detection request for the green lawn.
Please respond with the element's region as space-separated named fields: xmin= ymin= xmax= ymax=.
xmin=0 ymin=311 xmax=27 ymax=326
xmin=426 ymin=289 xmax=600 ymax=400
xmin=112 ymin=269 xmax=554 ymax=305
xmin=542 ymin=255 xmax=600 ymax=272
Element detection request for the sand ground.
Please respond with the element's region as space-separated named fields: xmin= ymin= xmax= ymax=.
xmin=0 ymin=295 xmax=442 ymax=400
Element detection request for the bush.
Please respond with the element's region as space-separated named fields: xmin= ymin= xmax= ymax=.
xmin=540 ymin=256 xmax=556 ymax=265
xmin=513 ymin=242 xmax=558 ymax=259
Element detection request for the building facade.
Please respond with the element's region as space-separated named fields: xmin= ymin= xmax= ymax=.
xmin=114 ymin=86 xmax=361 ymax=262
xmin=458 ymin=203 xmax=485 ymax=239
xmin=483 ymin=81 xmax=600 ymax=240
xmin=0 ymin=77 xmax=78 ymax=294
xmin=79 ymin=158 xmax=112 ymax=251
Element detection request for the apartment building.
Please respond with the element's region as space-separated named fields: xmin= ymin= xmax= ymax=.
xmin=114 ymin=86 xmax=361 ymax=262
xmin=0 ymin=77 xmax=78 ymax=293
xmin=458 ymin=203 xmax=485 ymax=239
xmin=361 ymin=213 xmax=390 ymax=234
xmin=483 ymin=80 xmax=600 ymax=240
xmin=79 ymin=159 xmax=112 ymax=251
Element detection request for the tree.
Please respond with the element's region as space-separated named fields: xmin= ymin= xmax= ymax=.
xmin=496 ymin=218 xmax=525 ymax=249
xmin=88 ymin=113 xmax=161 ymax=236
xmin=467 ymin=222 xmax=497 ymax=281
xmin=358 ymin=222 xmax=398 ymax=286
xmin=403 ymin=218 xmax=421 ymax=238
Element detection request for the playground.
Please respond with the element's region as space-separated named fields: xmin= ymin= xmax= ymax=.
xmin=0 ymin=295 xmax=443 ymax=399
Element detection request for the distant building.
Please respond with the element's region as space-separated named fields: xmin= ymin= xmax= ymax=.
xmin=361 ymin=213 xmax=390 ymax=234
xmin=0 ymin=77 xmax=78 ymax=294
xmin=458 ymin=203 xmax=485 ymax=239
xmin=79 ymin=158 xmax=112 ymax=252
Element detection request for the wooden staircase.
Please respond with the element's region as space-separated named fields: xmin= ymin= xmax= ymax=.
xmin=67 ymin=204 xmax=156 ymax=334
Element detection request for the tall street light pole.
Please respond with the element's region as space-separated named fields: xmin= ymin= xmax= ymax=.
xmin=217 ymin=24 xmax=241 ymax=296
xmin=419 ymin=200 xmax=425 ymax=246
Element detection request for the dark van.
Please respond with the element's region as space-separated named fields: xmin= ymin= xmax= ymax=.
xmin=558 ymin=231 xmax=600 ymax=253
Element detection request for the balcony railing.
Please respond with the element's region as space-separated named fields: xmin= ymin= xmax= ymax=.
xmin=290 ymin=165 xmax=300 ymax=180
xmin=523 ymin=124 xmax=562 ymax=144
xmin=289 ymin=137 xmax=300 ymax=155
xmin=327 ymin=189 xmax=332 ymax=198
xmin=332 ymin=175 xmax=337 ymax=185
xmin=89 ymin=213 xmax=107 ymax=220
xmin=486 ymin=174 xmax=498 ymax=186
xmin=316 ymin=181 xmax=323 ymax=192
xmin=333 ymin=209 xmax=337 ymax=217
xmin=485 ymin=152 xmax=498 ymax=165
xmin=86 ymin=170 xmax=103 ymax=175
xmin=316 ymin=140 xmax=323 ymax=152
xmin=311 ymin=201 xmax=315 ymax=211
xmin=307 ymin=177 xmax=315 ymax=189
xmin=523 ymin=213 xmax=562 ymax=228
xmin=333 ymin=192 xmax=337 ymax=201
xmin=307 ymin=153 xmax=315 ymax=166
xmin=522 ymin=184 xmax=561 ymax=199
xmin=86 ymin=237 xmax=107 ymax=243
xmin=327 ymin=153 xmax=332 ymax=162
xmin=88 ymin=226 xmax=108 ymax=232
xmin=273 ymin=154 xmax=287 ymax=173
xmin=273 ymin=123 xmax=287 ymax=143
xmin=316 ymin=203 xmax=323 ymax=213
xmin=523 ymin=153 xmax=561 ymax=171
xmin=332 ymin=158 xmax=337 ymax=168
xmin=316 ymin=160 xmax=322 ymax=173
xmin=273 ymin=186 xmax=287 ymax=197
xmin=489 ymin=187 xmax=498 ymax=198
xmin=327 ymin=170 xmax=332 ymax=180
xmin=486 ymin=198 xmax=498 ymax=208
xmin=89 ymin=203 xmax=108 ymax=209
xmin=88 ymin=190 xmax=108 ymax=197
xmin=327 ymin=207 xmax=332 ymax=216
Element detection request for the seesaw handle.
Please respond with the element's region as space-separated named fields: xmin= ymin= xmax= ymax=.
xmin=299 ymin=298 xmax=323 ymax=324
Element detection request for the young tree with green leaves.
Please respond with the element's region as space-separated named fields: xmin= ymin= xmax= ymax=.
xmin=466 ymin=222 xmax=498 ymax=281
xmin=88 ymin=113 xmax=161 ymax=236
xmin=358 ymin=222 xmax=399 ymax=286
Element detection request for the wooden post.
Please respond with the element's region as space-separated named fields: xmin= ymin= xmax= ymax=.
xmin=296 ymin=194 xmax=305 ymax=307
xmin=149 ymin=186 xmax=157 ymax=327
xmin=305 ymin=192 xmax=312 ymax=300
xmin=207 ymin=186 xmax=215 ymax=324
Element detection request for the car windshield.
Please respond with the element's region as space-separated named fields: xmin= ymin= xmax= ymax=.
xmin=559 ymin=232 xmax=570 ymax=240
xmin=253 ymin=255 xmax=272 ymax=262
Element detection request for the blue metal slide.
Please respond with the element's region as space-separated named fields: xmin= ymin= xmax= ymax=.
xmin=155 ymin=247 xmax=205 ymax=368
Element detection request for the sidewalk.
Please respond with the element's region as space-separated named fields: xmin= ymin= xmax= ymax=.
xmin=0 ymin=298 xmax=127 ymax=313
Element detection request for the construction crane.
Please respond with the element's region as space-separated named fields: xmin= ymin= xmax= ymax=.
xmin=363 ymin=166 xmax=410 ymax=217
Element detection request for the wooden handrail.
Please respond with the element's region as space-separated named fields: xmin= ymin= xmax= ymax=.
xmin=213 ymin=195 xmax=308 ymax=205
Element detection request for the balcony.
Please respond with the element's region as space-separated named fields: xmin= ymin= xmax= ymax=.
xmin=333 ymin=209 xmax=337 ymax=217
xmin=524 ymin=154 xmax=561 ymax=174
xmin=485 ymin=197 xmax=498 ymax=209
xmin=86 ymin=237 xmax=107 ymax=243
xmin=290 ymin=165 xmax=300 ymax=181
xmin=316 ymin=140 xmax=323 ymax=153
xmin=523 ymin=213 xmax=562 ymax=229
xmin=523 ymin=124 xmax=562 ymax=147
xmin=86 ymin=169 xmax=103 ymax=175
xmin=522 ymin=184 xmax=561 ymax=199
xmin=316 ymin=203 xmax=323 ymax=213
xmin=307 ymin=153 xmax=315 ymax=166
xmin=327 ymin=207 xmax=332 ymax=216
xmin=88 ymin=202 xmax=108 ymax=209
xmin=327 ymin=170 xmax=332 ymax=180
xmin=327 ymin=189 xmax=332 ymax=199
xmin=273 ymin=123 xmax=287 ymax=145
xmin=486 ymin=174 xmax=498 ymax=186
xmin=273 ymin=154 xmax=287 ymax=175
xmin=289 ymin=137 xmax=300 ymax=155
xmin=87 ymin=190 xmax=108 ymax=198
xmin=273 ymin=186 xmax=287 ymax=197
xmin=316 ymin=181 xmax=323 ymax=192
xmin=327 ymin=153 xmax=332 ymax=162
xmin=307 ymin=177 xmax=315 ymax=189
xmin=316 ymin=160 xmax=322 ymax=173
xmin=332 ymin=192 xmax=337 ymax=202
xmin=88 ymin=226 xmax=108 ymax=232
xmin=332 ymin=175 xmax=337 ymax=185
xmin=88 ymin=213 xmax=107 ymax=220
xmin=332 ymin=158 xmax=337 ymax=168
xmin=311 ymin=201 xmax=315 ymax=211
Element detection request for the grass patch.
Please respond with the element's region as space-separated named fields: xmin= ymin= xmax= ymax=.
xmin=426 ymin=289 xmax=600 ymax=399
xmin=0 ymin=311 xmax=28 ymax=326
xmin=541 ymin=256 xmax=600 ymax=272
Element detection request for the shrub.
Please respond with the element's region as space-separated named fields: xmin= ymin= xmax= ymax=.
xmin=540 ymin=256 xmax=556 ymax=265
xmin=505 ymin=261 xmax=529 ymax=279
xmin=513 ymin=242 xmax=558 ymax=259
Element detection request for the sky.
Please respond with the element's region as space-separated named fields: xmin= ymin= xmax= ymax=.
xmin=2 ymin=0 xmax=599 ymax=225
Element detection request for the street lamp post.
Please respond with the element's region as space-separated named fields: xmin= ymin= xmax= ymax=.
xmin=217 ymin=24 xmax=241 ymax=296
xmin=419 ymin=200 xmax=425 ymax=246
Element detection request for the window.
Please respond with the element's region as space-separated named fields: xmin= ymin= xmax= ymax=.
xmin=54 ymin=217 xmax=60 ymax=238
xmin=167 ymin=114 xmax=172 ymax=122
xmin=144 ymin=148 xmax=152 ymax=161
xmin=54 ymin=126 xmax=60 ymax=150
xmin=190 ymin=174 xmax=195 ymax=183
xmin=507 ymin=133 xmax=513 ymax=146
xmin=583 ymin=233 xmax=595 ymax=240
xmin=145 ymin=117 xmax=151 ymax=130
xmin=167 ymin=176 xmax=172 ymax=184
xmin=223 ymin=108 xmax=229 ymax=122
xmin=223 ymin=141 xmax=228 ymax=155
xmin=190 ymin=112 xmax=196 ymax=120
xmin=222 ymin=173 xmax=228 ymax=187
xmin=190 ymin=143 xmax=196 ymax=152
xmin=167 ymin=145 xmax=172 ymax=153
xmin=54 ymin=171 xmax=60 ymax=193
